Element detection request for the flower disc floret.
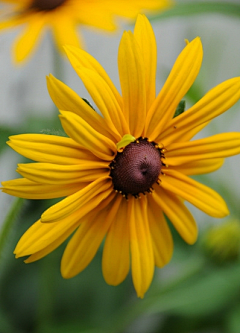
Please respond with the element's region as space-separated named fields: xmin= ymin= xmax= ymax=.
xmin=110 ymin=138 xmax=162 ymax=197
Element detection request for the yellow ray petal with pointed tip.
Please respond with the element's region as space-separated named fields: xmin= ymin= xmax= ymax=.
xmin=15 ymin=192 xmax=115 ymax=257
xmin=134 ymin=14 xmax=157 ymax=110
xmin=153 ymin=187 xmax=198 ymax=244
xmin=8 ymin=134 xmax=98 ymax=164
xmin=129 ymin=196 xmax=154 ymax=298
xmin=165 ymin=132 xmax=240 ymax=166
xmin=145 ymin=37 xmax=203 ymax=140
xmin=1 ymin=178 xmax=83 ymax=199
xmin=24 ymin=223 xmax=77 ymax=263
xmin=170 ymin=158 xmax=224 ymax=175
xmin=160 ymin=77 xmax=240 ymax=145
xmin=59 ymin=111 xmax=116 ymax=161
xmin=61 ymin=194 xmax=120 ymax=278
xmin=15 ymin=218 xmax=78 ymax=258
xmin=118 ymin=31 xmax=146 ymax=138
xmin=72 ymin=67 xmax=128 ymax=138
xmin=102 ymin=197 xmax=130 ymax=285
xmin=162 ymin=169 xmax=229 ymax=218
xmin=13 ymin=12 xmax=46 ymax=63
xmin=17 ymin=162 xmax=109 ymax=184
xmin=64 ymin=45 xmax=123 ymax=108
xmin=147 ymin=196 xmax=173 ymax=267
xmin=41 ymin=177 xmax=112 ymax=222
xmin=47 ymin=74 xmax=117 ymax=140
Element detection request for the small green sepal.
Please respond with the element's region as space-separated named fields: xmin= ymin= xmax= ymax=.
xmin=82 ymin=98 xmax=95 ymax=111
xmin=174 ymin=100 xmax=186 ymax=118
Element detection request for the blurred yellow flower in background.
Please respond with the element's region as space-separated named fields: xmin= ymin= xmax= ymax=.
xmin=0 ymin=0 xmax=171 ymax=63
xmin=2 ymin=14 xmax=240 ymax=298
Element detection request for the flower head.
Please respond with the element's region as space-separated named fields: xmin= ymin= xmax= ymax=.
xmin=0 ymin=0 xmax=171 ymax=63
xmin=2 ymin=15 xmax=240 ymax=298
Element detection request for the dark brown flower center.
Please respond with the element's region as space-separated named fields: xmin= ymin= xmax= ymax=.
xmin=110 ymin=138 xmax=162 ymax=197
xmin=30 ymin=0 xmax=66 ymax=11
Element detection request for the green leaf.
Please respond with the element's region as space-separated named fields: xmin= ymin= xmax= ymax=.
xmin=173 ymin=100 xmax=185 ymax=118
xmin=105 ymin=256 xmax=204 ymax=333
xmin=227 ymin=304 xmax=240 ymax=333
xmin=139 ymin=264 xmax=240 ymax=317
xmin=150 ymin=2 xmax=240 ymax=20
xmin=106 ymin=259 xmax=240 ymax=333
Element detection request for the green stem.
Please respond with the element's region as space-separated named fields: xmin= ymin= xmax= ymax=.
xmin=0 ymin=197 xmax=24 ymax=260
xmin=35 ymin=252 xmax=59 ymax=333
xmin=52 ymin=42 xmax=64 ymax=81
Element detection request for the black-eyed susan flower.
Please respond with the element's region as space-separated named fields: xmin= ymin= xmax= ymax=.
xmin=2 ymin=15 xmax=240 ymax=298
xmin=0 ymin=0 xmax=171 ymax=63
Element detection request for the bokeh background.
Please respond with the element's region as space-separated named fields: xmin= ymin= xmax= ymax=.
xmin=1 ymin=1 xmax=240 ymax=332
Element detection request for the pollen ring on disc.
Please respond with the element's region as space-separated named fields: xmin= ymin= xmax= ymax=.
xmin=110 ymin=137 xmax=163 ymax=198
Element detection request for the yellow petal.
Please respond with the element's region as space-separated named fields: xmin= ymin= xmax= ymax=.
xmin=47 ymin=74 xmax=116 ymax=140
xmin=102 ymin=197 xmax=130 ymax=286
xmin=152 ymin=187 xmax=197 ymax=244
xmin=0 ymin=13 xmax=25 ymax=30
xmin=73 ymin=3 xmax=117 ymax=31
xmin=74 ymin=1 xmax=172 ymax=25
xmin=164 ymin=132 xmax=240 ymax=166
xmin=145 ymin=37 xmax=203 ymax=140
xmin=1 ymin=178 xmax=82 ymax=199
xmin=161 ymin=169 xmax=229 ymax=218
xmin=172 ymin=121 xmax=210 ymax=143
xmin=17 ymin=162 xmax=109 ymax=184
xmin=59 ymin=111 xmax=116 ymax=161
xmin=51 ymin=14 xmax=82 ymax=52
xmin=13 ymin=12 xmax=46 ymax=63
xmin=61 ymin=194 xmax=120 ymax=278
xmin=24 ymin=221 xmax=77 ymax=263
xmin=15 ymin=217 xmax=78 ymax=258
xmin=118 ymin=31 xmax=146 ymax=138
xmin=17 ymin=192 xmax=115 ymax=258
xmin=129 ymin=196 xmax=154 ymax=298
xmin=147 ymin=196 xmax=173 ymax=267
xmin=41 ymin=177 xmax=112 ymax=222
xmin=160 ymin=77 xmax=240 ymax=145
xmin=64 ymin=45 xmax=123 ymax=109
xmin=73 ymin=1 xmax=172 ymax=27
xmin=134 ymin=14 xmax=157 ymax=110
xmin=71 ymin=67 xmax=128 ymax=138
xmin=8 ymin=134 xmax=98 ymax=165
xmin=170 ymin=158 xmax=224 ymax=175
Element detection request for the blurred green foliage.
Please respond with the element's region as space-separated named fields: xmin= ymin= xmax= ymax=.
xmin=1 ymin=197 xmax=240 ymax=333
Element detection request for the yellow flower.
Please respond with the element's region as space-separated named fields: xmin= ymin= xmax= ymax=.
xmin=0 ymin=0 xmax=171 ymax=63
xmin=2 ymin=14 xmax=240 ymax=298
